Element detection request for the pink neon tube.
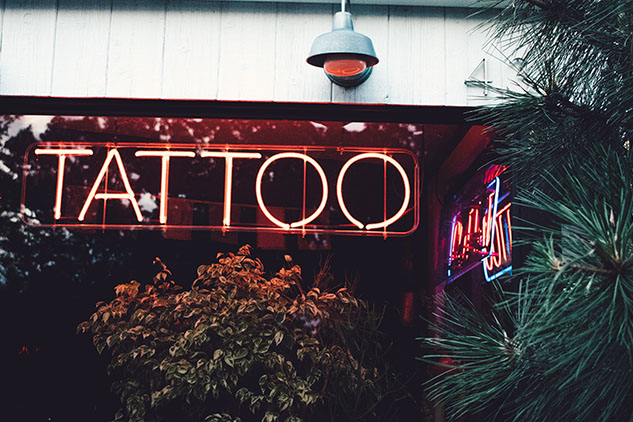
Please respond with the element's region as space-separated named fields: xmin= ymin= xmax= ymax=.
xmin=255 ymin=152 xmax=328 ymax=230
xmin=336 ymin=153 xmax=411 ymax=230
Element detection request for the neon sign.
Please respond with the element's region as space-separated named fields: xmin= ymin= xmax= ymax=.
xmin=447 ymin=166 xmax=512 ymax=282
xmin=22 ymin=143 xmax=419 ymax=237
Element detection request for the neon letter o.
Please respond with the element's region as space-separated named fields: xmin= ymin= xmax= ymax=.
xmin=336 ymin=153 xmax=411 ymax=230
xmin=255 ymin=153 xmax=329 ymax=230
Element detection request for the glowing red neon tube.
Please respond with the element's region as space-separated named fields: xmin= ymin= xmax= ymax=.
xmin=34 ymin=148 xmax=93 ymax=220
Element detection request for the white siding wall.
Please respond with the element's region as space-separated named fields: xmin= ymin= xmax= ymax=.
xmin=0 ymin=0 xmax=517 ymax=105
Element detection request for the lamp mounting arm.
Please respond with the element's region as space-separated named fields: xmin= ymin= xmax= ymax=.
xmin=341 ymin=0 xmax=351 ymax=13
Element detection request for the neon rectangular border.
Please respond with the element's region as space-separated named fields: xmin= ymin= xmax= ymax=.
xmin=21 ymin=142 xmax=420 ymax=237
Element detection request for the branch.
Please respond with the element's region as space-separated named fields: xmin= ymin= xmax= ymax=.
xmin=523 ymin=0 xmax=550 ymax=10
xmin=545 ymin=92 xmax=602 ymax=121
xmin=569 ymin=263 xmax=616 ymax=275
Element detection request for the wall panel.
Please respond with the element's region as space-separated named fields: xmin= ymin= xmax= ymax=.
xmin=273 ymin=2 xmax=332 ymax=102
xmin=387 ymin=6 xmax=447 ymax=105
xmin=443 ymin=8 xmax=469 ymax=105
xmin=162 ymin=0 xmax=222 ymax=99
xmin=0 ymin=1 xmax=5 ymax=89
xmin=105 ymin=0 xmax=166 ymax=97
xmin=216 ymin=1 xmax=277 ymax=100
xmin=0 ymin=0 xmax=57 ymax=95
xmin=0 ymin=0 xmax=511 ymax=106
xmin=51 ymin=0 xmax=111 ymax=97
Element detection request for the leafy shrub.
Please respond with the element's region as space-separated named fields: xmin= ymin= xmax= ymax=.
xmin=78 ymin=245 xmax=409 ymax=422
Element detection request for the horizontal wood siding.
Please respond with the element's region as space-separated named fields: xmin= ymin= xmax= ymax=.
xmin=0 ymin=0 xmax=514 ymax=105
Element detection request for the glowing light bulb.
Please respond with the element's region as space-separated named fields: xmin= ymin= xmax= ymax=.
xmin=323 ymin=54 xmax=367 ymax=77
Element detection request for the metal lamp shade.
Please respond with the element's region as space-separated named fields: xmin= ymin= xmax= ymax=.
xmin=307 ymin=12 xmax=378 ymax=87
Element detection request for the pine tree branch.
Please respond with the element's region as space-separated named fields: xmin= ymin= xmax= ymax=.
xmin=569 ymin=263 xmax=616 ymax=275
xmin=523 ymin=0 xmax=550 ymax=10
xmin=544 ymin=91 xmax=606 ymax=123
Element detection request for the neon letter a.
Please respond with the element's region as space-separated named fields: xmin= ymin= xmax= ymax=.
xmin=78 ymin=149 xmax=142 ymax=222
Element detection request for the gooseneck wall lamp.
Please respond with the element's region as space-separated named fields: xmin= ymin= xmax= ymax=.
xmin=307 ymin=0 xmax=379 ymax=87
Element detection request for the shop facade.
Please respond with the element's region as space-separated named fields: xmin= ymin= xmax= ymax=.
xmin=0 ymin=1 xmax=515 ymax=421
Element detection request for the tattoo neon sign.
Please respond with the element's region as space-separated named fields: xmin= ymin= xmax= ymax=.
xmin=447 ymin=167 xmax=512 ymax=282
xmin=22 ymin=143 xmax=419 ymax=236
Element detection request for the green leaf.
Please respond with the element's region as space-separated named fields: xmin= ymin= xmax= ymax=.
xmin=224 ymin=354 xmax=235 ymax=368
xmin=262 ymin=411 xmax=278 ymax=422
xmin=273 ymin=331 xmax=284 ymax=346
xmin=234 ymin=348 xmax=248 ymax=359
xmin=236 ymin=387 xmax=249 ymax=403
xmin=258 ymin=374 xmax=268 ymax=389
